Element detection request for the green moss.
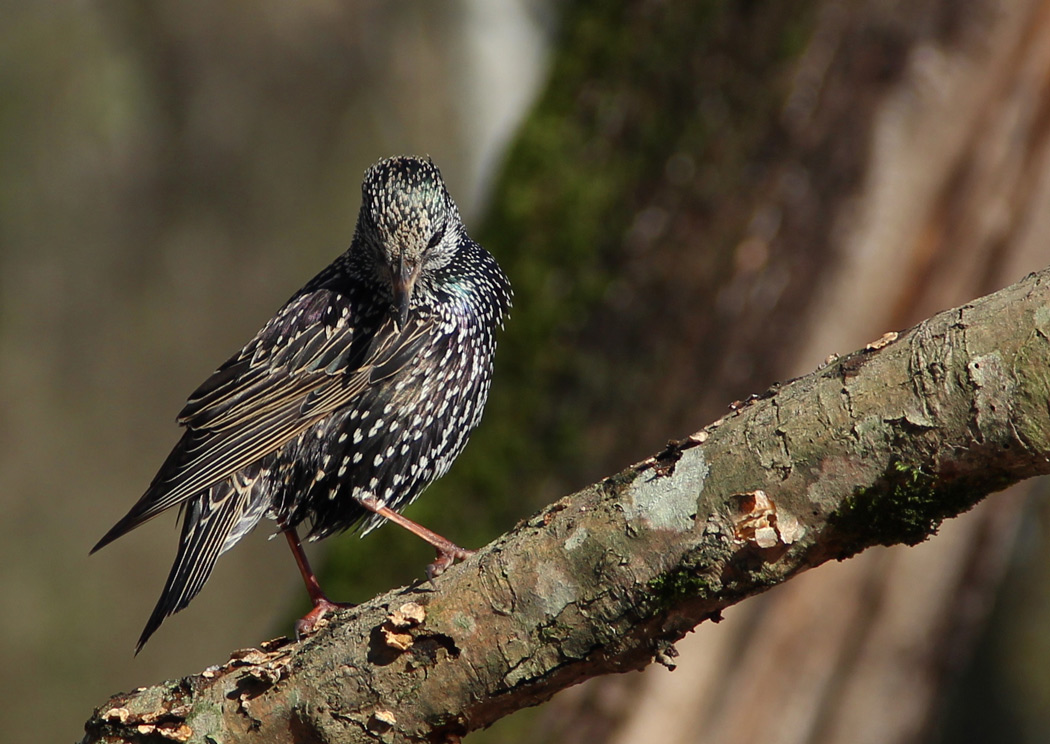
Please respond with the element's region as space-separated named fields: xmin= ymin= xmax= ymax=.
xmin=830 ymin=460 xmax=1010 ymax=558
xmin=645 ymin=568 xmax=716 ymax=611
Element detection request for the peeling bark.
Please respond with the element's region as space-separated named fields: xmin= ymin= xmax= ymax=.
xmin=82 ymin=266 xmax=1050 ymax=743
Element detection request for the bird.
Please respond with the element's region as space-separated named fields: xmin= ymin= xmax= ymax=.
xmin=92 ymin=156 xmax=512 ymax=652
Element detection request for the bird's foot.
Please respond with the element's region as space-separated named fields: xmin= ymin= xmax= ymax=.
xmin=426 ymin=545 xmax=477 ymax=581
xmin=295 ymin=596 xmax=355 ymax=639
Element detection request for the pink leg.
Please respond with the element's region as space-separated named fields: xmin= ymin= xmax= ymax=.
xmin=284 ymin=528 xmax=354 ymax=637
xmin=358 ymin=496 xmax=476 ymax=579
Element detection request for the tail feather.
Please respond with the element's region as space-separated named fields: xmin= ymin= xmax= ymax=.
xmin=135 ymin=480 xmax=260 ymax=653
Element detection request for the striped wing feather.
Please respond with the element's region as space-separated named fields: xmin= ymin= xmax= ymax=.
xmin=92 ymin=288 xmax=431 ymax=552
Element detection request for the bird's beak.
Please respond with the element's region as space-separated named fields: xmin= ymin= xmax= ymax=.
xmin=393 ymin=253 xmax=420 ymax=328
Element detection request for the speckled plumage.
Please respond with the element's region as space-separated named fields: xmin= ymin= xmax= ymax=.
xmin=93 ymin=157 xmax=511 ymax=651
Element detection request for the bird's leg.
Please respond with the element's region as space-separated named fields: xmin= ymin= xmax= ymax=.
xmin=358 ymin=496 xmax=476 ymax=580
xmin=284 ymin=527 xmax=353 ymax=637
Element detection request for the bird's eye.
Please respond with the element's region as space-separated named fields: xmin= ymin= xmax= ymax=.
xmin=426 ymin=228 xmax=445 ymax=252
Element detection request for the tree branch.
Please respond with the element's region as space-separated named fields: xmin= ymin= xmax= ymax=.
xmin=82 ymin=267 xmax=1050 ymax=743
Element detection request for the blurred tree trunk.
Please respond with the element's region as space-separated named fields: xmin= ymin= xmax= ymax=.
xmin=466 ymin=0 xmax=1050 ymax=742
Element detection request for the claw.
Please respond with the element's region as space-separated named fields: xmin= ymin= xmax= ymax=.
xmin=295 ymin=596 xmax=355 ymax=639
xmin=426 ymin=545 xmax=476 ymax=581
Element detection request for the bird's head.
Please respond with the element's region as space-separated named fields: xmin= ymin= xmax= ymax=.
xmin=357 ymin=156 xmax=462 ymax=327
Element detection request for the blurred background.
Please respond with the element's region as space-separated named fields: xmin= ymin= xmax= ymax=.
xmin=5 ymin=1 xmax=1050 ymax=742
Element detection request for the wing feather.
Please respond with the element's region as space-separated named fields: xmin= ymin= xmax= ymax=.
xmin=92 ymin=287 xmax=435 ymax=553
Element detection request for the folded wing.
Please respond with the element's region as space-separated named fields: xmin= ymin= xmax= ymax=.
xmin=92 ymin=286 xmax=431 ymax=553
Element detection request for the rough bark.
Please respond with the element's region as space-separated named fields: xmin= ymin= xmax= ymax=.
xmin=82 ymin=266 xmax=1050 ymax=744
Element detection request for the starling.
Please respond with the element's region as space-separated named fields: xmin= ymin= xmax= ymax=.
xmin=92 ymin=156 xmax=512 ymax=651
